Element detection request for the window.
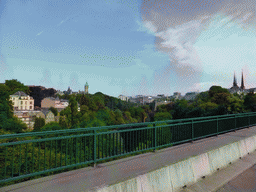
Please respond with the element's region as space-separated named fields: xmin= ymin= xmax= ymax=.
xmin=30 ymin=106 xmax=32 ymax=109
xmin=30 ymin=101 xmax=32 ymax=104
xmin=25 ymin=101 xmax=27 ymax=105
xmin=21 ymin=106 xmax=23 ymax=110
xmin=21 ymin=101 xmax=23 ymax=104
xmin=25 ymin=106 xmax=27 ymax=110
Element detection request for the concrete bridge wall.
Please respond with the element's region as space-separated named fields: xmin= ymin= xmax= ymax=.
xmin=92 ymin=132 xmax=256 ymax=192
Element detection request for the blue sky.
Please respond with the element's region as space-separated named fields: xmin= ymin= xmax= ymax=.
xmin=1 ymin=0 xmax=256 ymax=97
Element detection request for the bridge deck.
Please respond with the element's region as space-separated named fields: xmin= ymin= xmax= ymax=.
xmin=2 ymin=126 xmax=256 ymax=192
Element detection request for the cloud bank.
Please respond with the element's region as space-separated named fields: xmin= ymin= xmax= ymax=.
xmin=140 ymin=0 xmax=256 ymax=93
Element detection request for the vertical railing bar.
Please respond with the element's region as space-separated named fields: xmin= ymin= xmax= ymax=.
xmin=102 ymin=134 xmax=103 ymax=159
xmin=94 ymin=129 xmax=97 ymax=168
xmin=235 ymin=114 xmax=237 ymax=130
xmin=119 ymin=131 xmax=121 ymax=154
xmin=50 ymin=140 xmax=52 ymax=169
xmin=84 ymin=137 xmax=86 ymax=162
xmin=154 ymin=123 xmax=156 ymax=151
xmin=109 ymin=133 xmax=111 ymax=157
xmin=192 ymin=120 xmax=194 ymax=142
xmin=61 ymin=139 xmax=63 ymax=167
xmin=44 ymin=141 xmax=46 ymax=171
xmin=5 ymin=147 xmax=7 ymax=179
xmin=76 ymin=137 xmax=78 ymax=164
xmin=136 ymin=129 xmax=138 ymax=151
xmin=12 ymin=145 xmax=14 ymax=178
xmin=130 ymin=130 xmax=131 ymax=152
xmin=217 ymin=117 xmax=219 ymax=136
xmin=80 ymin=137 xmax=82 ymax=163
xmin=55 ymin=139 xmax=57 ymax=168
xmin=19 ymin=144 xmax=21 ymax=176
xmin=38 ymin=142 xmax=40 ymax=172
xmin=26 ymin=143 xmax=28 ymax=174
xmin=66 ymin=139 xmax=68 ymax=166
xmin=32 ymin=143 xmax=34 ymax=173
xmin=70 ymin=138 xmax=72 ymax=165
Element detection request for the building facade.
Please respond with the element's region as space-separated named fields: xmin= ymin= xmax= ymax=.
xmin=10 ymin=91 xmax=34 ymax=111
xmin=118 ymin=95 xmax=129 ymax=102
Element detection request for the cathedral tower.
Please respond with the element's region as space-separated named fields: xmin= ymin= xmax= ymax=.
xmin=241 ymin=70 xmax=245 ymax=90
xmin=233 ymin=72 xmax=238 ymax=88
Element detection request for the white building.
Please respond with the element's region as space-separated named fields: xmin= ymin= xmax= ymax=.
xmin=10 ymin=91 xmax=34 ymax=111
xmin=118 ymin=95 xmax=129 ymax=102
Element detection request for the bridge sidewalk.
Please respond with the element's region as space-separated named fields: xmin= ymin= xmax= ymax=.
xmin=2 ymin=126 xmax=256 ymax=192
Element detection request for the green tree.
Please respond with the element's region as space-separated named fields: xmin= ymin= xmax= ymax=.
xmin=114 ymin=109 xmax=126 ymax=124
xmin=49 ymin=107 xmax=58 ymax=116
xmin=244 ymin=92 xmax=256 ymax=112
xmin=199 ymin=102 xmax=218 ymax=111
xmin=33 ymin=117 xmax=45 ymax=132
xmin=59 ymin=116 xmax=68 ymax=129
xmin=96 ymin=109 xmax=111 ymax=125
xmin=79 ymin=94 xmax=90 ymax=106
xmin=41 ymin=122 xmax=62 ymax=131
xmin=211 ymin=92 xmax=230 ymax=106
xmin=154 ymin=112 xmax=172 ymax=121
xmin=68 ymin=96 xmax=79 ymax=128
xmin=80 ymin=105 xmax=89 ymax=116
xmin=93 ymin=96 xmax=105 ymax=110
xmin=228 ymin=94 xmax=244 ymax=113
xmin=208 ymin=86 xmax=230 ymax=98
xmin=0 ymin=89 xmax=26 ymax=133
xmin=5 ymin=79 xmax=31 ymax=95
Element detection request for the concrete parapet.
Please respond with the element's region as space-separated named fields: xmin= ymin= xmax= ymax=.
xmin=93 ymin=132 xmax=256 ymax=192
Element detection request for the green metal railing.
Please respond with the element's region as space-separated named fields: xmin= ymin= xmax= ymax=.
xmin=1 ymin=112 xmax=256 ymax=185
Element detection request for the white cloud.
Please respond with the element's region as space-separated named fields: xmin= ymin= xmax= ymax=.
xmin=36 ymin=31 xmax=43 ymax=36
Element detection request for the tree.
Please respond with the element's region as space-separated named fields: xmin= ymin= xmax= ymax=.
xmin=211 ymin=92 xmax=230 ymax=106
xmin=244 ymin=92 xmax=256 ymax=112
xmin=49 ymin=107 xmax=58 ymax=116
xmin=96 ymin=109 xmax=111 ymax=125
xmin=79 ymin=94 xmax=90 ymax=106
xmin=59 ymin=116 xmax=68 ymax=129
xmin=68 ymin=96 xmax=79 ymax=128
xmin=33 ymin=117 xmax=45 ymax=132
xmin=208 ymin=86 xmax=230 ymax=98
xmin=199 ymin=102 xmax=218 ymax=111
xmin=154 ymin=112 xmax=172 ymax=121
xmin=41 ymin=122 xmax=62 ymax=131
xmin=5 ymin=79 xmax=31 ymax=95
xmin=93 ymin=96 xmax=105 ymax=110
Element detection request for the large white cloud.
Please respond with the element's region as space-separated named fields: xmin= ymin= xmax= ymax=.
xmin=140 ymin=0 xmax=256 ymax=93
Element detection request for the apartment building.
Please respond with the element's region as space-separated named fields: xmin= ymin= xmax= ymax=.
xmin=10 ymin=91 xmax=34 ymax=111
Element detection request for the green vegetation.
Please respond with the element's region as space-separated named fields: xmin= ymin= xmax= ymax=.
xmin=1 ymin=80 xmax=256 ymax=187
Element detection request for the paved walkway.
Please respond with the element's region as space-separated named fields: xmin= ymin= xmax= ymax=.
xmin=216 ymin=164 xmax=256 ymax=192
xmin=2 ymin=126 xmax=256 ymax=192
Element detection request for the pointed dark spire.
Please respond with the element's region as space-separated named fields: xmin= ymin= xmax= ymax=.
xmin=233 ymin=72 xmax=238 ymax=87
xmin=241 ymin=70 xmax=245 ymax=89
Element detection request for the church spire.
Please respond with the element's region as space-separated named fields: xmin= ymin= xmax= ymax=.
xmin=233 ymin=72 xmax=238 ymax=87
xmin=241 ymin=70 xmax=245 ymax=89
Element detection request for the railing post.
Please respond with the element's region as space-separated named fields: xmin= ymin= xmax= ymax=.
xmin=216 ymin=117 xmax=218 ymax=136
xmin=235 ymin=114 xmax=236 ymax=132
xmin=191 ymin=120 xmax=194 ymax=142
xmin=248 ymin=114 xmax=250 ymax=128
xmin=153 ymin=123 xmax=156 ymax=152
xmin=93 ymin=129 xmax=97 ymax=168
